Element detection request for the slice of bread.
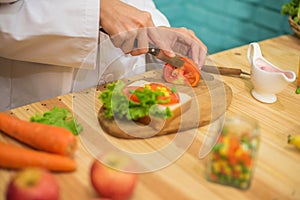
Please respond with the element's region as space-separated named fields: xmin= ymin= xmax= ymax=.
xmin=127 ymin=80 xmax=192 ymax=130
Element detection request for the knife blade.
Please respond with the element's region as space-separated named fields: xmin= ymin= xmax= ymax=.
xmin=201 ymin=65 xmax=251 ymax=76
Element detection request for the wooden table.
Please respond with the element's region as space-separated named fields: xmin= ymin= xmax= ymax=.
xmin=1 ymin=35 xmax=300 ymax=200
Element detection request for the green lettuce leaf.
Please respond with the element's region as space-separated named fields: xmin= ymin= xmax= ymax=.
xmin=99 ymin=81 xmax=173 ymax=120
xmin=30 ymin=106 xmax=82 ymax=135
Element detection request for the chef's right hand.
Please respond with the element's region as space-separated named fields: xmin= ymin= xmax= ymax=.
xmin=100 ymin=0 xmax=154 ymax=54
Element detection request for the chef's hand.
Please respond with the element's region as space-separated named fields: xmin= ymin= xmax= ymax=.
xmin=100 ymin=0 xmax=207 ymax=67
xmin=151 ymin=26 xmax=207 ymax=67
xmin=100 ymin=0 xmax=154 ymax=54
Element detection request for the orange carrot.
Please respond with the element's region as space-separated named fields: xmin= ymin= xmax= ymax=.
xmin=0 ymin=113 xmax=77 ymax=157
xmin=0 ymin=141 xmax=76 ymax=172
xmin=298 ymin=57 xmax=300 ymax=87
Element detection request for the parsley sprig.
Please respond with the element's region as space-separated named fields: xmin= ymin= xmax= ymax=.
xmin=30 ymin=106 xmax=82 ymax=135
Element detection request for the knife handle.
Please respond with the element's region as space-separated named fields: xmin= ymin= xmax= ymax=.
xmin=201 ymin=65 xmax=243 ymax=76
xmin=147 ymin=43 xmax=184 ymax=68
xmin=135 ymin=39 xmax=185 ymax=68
xmin=148 ymin=43 xmax=160 ymax=56
xmin=133 ymin=39 xmax=160 ymax=56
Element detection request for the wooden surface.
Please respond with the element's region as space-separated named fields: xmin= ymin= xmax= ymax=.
xmin=1 ymin=35 xmax=300 ymax=200
xmin=98 ymin=71 xmax=232 ymax=139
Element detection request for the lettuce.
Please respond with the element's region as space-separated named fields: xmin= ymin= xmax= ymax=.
xmin=30 ymin=106 xmax=82 ymax=135
xmin=99 ymin=81 xmax=172 ymax=120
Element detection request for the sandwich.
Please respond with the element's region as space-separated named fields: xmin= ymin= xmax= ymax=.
xmin=99 ymin=80 xmax=192 ymax=131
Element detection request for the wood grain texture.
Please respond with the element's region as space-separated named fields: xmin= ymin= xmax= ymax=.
xmin=98 ymin=69 xmax=232 ymax=139
xmin=0 ymin=35 xmax=300 ymax=200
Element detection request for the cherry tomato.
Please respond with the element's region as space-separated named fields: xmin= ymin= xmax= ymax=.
xmin=163 ymin=56 xmax=200 ymax=87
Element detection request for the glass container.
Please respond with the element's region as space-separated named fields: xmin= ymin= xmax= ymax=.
xmin=206 ymin=114 xmax=260 ymax=190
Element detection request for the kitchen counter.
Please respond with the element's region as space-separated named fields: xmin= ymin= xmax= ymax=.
xmin=1 ymin=34 xmax=300 ymax=200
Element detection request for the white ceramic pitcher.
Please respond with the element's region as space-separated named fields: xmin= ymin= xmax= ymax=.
xmin=247 ymin=42 xmax=296 ymax=103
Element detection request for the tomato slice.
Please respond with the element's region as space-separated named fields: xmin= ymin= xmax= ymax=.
xmin=163 ymin=56 xmax=200 ymax=87
xmin=122 ymin=83 xmax=179 ymax=105
xmin=122 ymin=86 xmax=140 ymax=102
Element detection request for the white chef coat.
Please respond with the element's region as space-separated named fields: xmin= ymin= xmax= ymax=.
xmin=0 ymin=0 xmax=170 ymax=111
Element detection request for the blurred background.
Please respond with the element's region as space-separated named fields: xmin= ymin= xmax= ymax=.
xmin=153 ymin=0 xmax=293 ymax=54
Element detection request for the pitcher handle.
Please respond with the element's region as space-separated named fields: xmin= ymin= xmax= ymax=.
xmin=247 ymin=42 xmax=263 ymax=66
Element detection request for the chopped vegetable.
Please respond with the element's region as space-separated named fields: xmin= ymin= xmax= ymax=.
xmin=0 ymin=113 xmax=77 ymax=157
xmin=126 ymin=83 xmax=180 ymax=105
xmin=30 ymin=106 xmax=82 ymax=135
xmin=281 ymin=0 xmax=300 ymax=25
xmin=296 ymin=86 xmax=300 ymax=94
xmin=99 ymin=81 xmax=173 ymax=120
xmin=288 ymin=134 xmax=300 ymax=149
xmin=207 ymin=128 xmax=259 ymax=189
xmin=0 ymin=141 xmax=76 ymax=172
xmin=171 ymin=87 xmax=177 ymax=93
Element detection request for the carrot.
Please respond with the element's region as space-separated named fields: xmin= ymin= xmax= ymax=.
xmin=0 ymin=113 xmax=77 ymax=157
xmin=0 ymin=141 xmax=76 ymax=172
xmin=298 ymin=58 xmax=300 ymax=87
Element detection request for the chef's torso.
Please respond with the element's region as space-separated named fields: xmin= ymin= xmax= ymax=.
xmin=0 ymin=0 xmax=170 ymax=111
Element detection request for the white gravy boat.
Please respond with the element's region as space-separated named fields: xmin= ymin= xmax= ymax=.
xmin=247 ymin=42 xmax=296 ymax=103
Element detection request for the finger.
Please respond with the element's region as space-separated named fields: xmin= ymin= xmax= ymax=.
xmin=190 ymin=34 xmax=208 ymax=67
xmin=131 ymin=27 xmax=149 ymax=56
xmin=175 ymin=30 xmax=194 ymax=57
xmin=110 ymin=31 xmax=128 ymax=49
xmin=176 ymin=27 xmax=207 ymax=67
xmin=198 ymin=46 xmax=208 ymax=67
xmin=172 ymin=40 xmax=189 ymax=57
xmin=185 ymin=29 xmax=208 ymax=66
xmin=120 ymin=29 xmax=138 ymax=54
xmin=190 ymin=42 xmax=201 ymax=66
xmin=160 ymin=49 xmax=176 ymax=57
xmin=148 ymin=27 xmax=173 ymax=56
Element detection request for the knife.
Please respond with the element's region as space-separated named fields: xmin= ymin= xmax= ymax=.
xmin=147 ymin=44 xmax=185 ymax=68
xmin=147 ymin=44 xmax=250 ymax=76
xmin=201 ymin=65 xmax=251 ymax=76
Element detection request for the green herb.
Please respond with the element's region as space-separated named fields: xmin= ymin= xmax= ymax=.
xmin=213 ymin=143 xmax=223 ymax=152
xmin=171 ymin=87 xmax=177 ymax=93
xmin=281 ymin=0 xmax=300 ymax=25
xmin=296 ymin=86 xmax=300 ymax=94
xmin=99 ymin=81 xmax=173 ymax=120
xmin=30 ymin=106 xmax=82 ymax=135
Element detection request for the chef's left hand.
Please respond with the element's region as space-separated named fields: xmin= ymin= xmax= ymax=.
xmin=148 ymin=26 xmax=207 ymax=67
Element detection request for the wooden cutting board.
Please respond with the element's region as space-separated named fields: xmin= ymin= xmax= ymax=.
xmin=97 ymin=69 xmax=232 ymax=139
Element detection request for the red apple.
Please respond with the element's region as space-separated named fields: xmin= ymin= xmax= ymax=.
xmin=90 ymin=153 xmax=138 ymax=200
xmin=6 ymin=168 xmax=60 ymax=200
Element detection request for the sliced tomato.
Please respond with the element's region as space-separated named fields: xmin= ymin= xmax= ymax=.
xmin=163 ymin=56 xmax=200 ymax=87
xmin=122 ymin=83 xmax=179 ymax=105
xmin=122 ymin=86 xmax=140 ymax=102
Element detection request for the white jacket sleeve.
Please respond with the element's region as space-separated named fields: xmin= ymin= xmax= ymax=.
xmin=0 ymin=0 xmax=99 ymax=69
